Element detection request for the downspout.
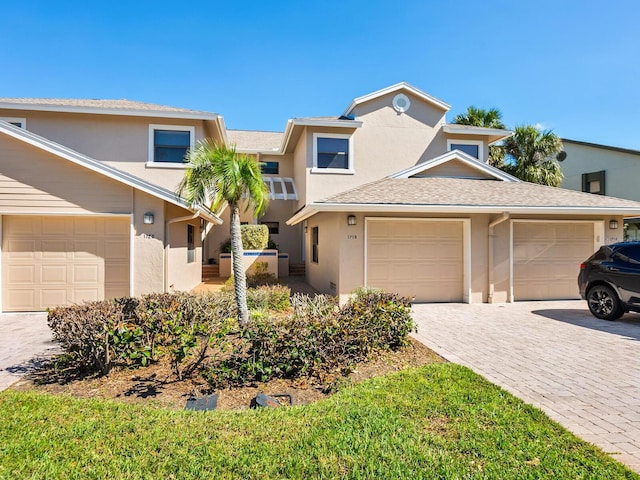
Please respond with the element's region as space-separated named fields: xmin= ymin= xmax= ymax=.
xmin=488 ymin=212 xmax=510 ymax=304
xmin=164 ymin=212 xmax=200 ymax=292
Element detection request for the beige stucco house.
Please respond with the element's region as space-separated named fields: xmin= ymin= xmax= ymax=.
xmin=2 ymin=82 xmax=640 ymax=311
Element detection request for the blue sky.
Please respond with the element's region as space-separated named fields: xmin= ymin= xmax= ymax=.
xmin=2 ymin=1 xmax=638 ymax=149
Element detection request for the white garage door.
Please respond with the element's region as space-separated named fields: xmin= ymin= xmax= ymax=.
xmin=2 ymin=216 xmax=130 ymax=311
xmin=513 ymin=222 xmax=597 ymax=300
xmin=366 ymin=219 xmax=464 ymax=302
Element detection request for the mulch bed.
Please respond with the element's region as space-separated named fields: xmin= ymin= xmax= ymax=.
xmin=10 ymin=338 xmax=443 ymax=411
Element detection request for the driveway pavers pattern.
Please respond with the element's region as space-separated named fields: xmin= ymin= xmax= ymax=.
xmin=0 ymin=312 xmax=57 ymax=391
xmin=411 ymin=300 xmax=640 ymax=473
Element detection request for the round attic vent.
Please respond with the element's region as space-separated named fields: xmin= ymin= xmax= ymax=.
xmin=392 ymin=93 xmax=411 ymax=113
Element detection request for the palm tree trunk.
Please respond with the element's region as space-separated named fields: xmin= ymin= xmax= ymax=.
xmin=230 ymin=202 xmax=250 ymax=325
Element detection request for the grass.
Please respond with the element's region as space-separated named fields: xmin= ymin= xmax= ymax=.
xmin=0 ymin=363 xmax=637 ymax=479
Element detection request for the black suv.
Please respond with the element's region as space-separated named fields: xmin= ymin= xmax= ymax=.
xmin=579 ymin=242 xmax=640 ymax=320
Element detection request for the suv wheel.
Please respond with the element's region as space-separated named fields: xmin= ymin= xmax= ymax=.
xmin=587 ymin=285 xmax=624 ymax=320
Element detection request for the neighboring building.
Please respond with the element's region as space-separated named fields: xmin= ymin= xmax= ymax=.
xmin=2 ymin=83 xmax=640 ymax=312
xmin=559 ymin=138 xmax=640 ymax=240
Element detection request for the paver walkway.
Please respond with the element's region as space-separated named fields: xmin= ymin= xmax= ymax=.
xmin=412 ymin=300 xmax=640 ymax=473
xmin=0 ymin=312 xmax=56 ymax=391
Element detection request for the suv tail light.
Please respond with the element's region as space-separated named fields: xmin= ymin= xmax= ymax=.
xmin=580 ymin=263 xmax=586 ymax=269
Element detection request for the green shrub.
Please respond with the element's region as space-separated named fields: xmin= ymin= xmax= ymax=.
xmin=47 ymin=292 xmax=235 ymax=377
xmin=247 ymin=284 xmax=291 ymax=311
xmin=241 ymin=224 xmax=269 ymax=250
xmin=205 ymin=289 xmax=414 ymax=388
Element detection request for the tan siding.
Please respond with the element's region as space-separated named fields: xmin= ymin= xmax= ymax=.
xmin=414 ymin=159 xmax=494 ymax=179
xmin=0 ymin=134 xmax=131 ymax=214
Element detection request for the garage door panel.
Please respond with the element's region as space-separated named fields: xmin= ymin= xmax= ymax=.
xmin=40 ymin=289 xmax=68 ymax=307
xmin=7 ymin=265 xmax=35 ymax=283
xmin=72 ymin=264 xmax=101 ymax=283
xmin=105 ymin=240 xmax=129 ymax=259
xmin=513 ymin=222 xmax=595 ymax=301
xmin=41 ymin=265 xmax=67 ymax=283
xmin=3 ymin=216 xmax=130 ymax=311
xmin=367 ymin=220 xmax=463 ymax=302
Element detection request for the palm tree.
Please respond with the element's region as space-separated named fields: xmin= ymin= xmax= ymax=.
xmin=452 ymin=106 xmax=506 ymax=167
xmin=177 ymin=140 xmax=269 ymax=325
xmin=502 ymin=125 xmax=563 ymax=187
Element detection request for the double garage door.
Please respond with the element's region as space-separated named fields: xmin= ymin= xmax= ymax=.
xmin=366 ymin=218 xmax=598 ymax=303
xmin=2 ymin=216 xmax=130 ymax=311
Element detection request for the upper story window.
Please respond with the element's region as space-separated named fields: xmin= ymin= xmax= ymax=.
xmin=260 ymin=161 xmax=279 ymax=174
xmin=582 ymin=170 xmax=605 ymax=195
xmin=447 ymin=139 xmax=483 ymax=160
xmin=148 ymin=124 xmax=195 ymax=166
xmin=312 ymin=133 xmax=354 ymax=174
xmin=0 ymin=117 xmax=26 ymax=129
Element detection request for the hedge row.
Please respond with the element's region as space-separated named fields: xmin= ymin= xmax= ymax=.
xmin=48 ymin=288 xmax=415 ymax=387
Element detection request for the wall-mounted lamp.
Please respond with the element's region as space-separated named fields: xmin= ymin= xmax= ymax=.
xmin=609 ymin=219 xmax=619 ymax=230
xmin=347 ymin=215 xmax=357 ymax=226
xmin=143 ymin=212 xmax=155 ymax=225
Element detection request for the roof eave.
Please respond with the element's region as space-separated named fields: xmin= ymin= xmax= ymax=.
xmin=343 ymin=82 xmax=451 ymax=116
xmin=442 ymin=124 xmax=514 ymax=144
xmin=287 ymin=202 xmax=640 ymax=225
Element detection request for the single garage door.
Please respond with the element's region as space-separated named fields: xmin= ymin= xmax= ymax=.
xmin=366 ymin=219 xmax=464 ymax=302
xmin=2 ymin=216 xmax=130 ymax=311
xmin=513 ymin=222 xmax=597 ymax=300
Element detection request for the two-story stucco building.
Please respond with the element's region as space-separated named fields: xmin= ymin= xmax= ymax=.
xmin=2 ymin=82 xmax=640 ymax=311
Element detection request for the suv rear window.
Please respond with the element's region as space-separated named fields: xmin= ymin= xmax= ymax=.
xmin=613 ymin=246 xmax=640 ymax=264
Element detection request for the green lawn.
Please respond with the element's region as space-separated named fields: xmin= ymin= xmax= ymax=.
xmin=0 ymin=364 xmax=636 ymax=479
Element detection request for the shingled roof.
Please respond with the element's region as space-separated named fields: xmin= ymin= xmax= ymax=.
xmin=227 ymin=129 xmax=283 ymax=151
xmin=0 ymin=98 xmax=218 ymax=119
xmin=320 ymin=177 xmax=640 ymax=208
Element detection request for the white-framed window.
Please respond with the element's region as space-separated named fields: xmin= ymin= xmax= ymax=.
xmin=148 ymin=124 xmax=195 ymax=167
xmin=0 ymin=117 xmax=27 ymax=129
xmin=447 ymin=139 xmax=483 ymax=161
xmin=312 ymin=133 xmax=354 ymax=174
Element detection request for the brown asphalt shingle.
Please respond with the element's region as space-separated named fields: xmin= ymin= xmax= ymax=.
xmin=227 ymin=129 xmax=283 ymax=151
xmin=319 ymin=177 xmax=640 ymax=208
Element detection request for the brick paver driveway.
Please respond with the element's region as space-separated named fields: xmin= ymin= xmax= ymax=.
xmin=0 ymin=312 xmax=56 ymax=391
xmin=412 ymin=300 xmax=640 ymax=472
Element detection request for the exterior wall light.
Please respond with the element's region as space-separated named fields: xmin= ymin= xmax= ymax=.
xmin=347 ymin=215 xmax=357 ymax=226
xmin=143 ymin=212 xmax=155 ymax=225
xmin=609 ymin=219 xmax=619 ymax=230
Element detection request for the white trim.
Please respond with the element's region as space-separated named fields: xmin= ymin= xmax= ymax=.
xmin=509 ymin=219 xmax=603 ymax=302
xmin=363 ymin=217 xmax=471 ymax=303
xmin=0 ymin=122 xmax=221 ymax=224
xmin=0 ymin=214 xmax=3 ymax=312
xmin=392 ymin=94 xmax=411 ymax=113
xmin=147 ymin=124 xmax=195 ymax=165
xmin=447 ymin=139 xmax=484 ymax=162
xmin=312 ymin=132 xmax=354 ymax=173
xmin=343 ymin=82 xmax=450 ymax=116
xmin=129 ymin=213 xmax=135 ymax=297
xmin=0 ymin=101 xmax=218 ymax=120
xmin=0 ymin=117 xmax=26 ymax=129
xmin=442 ymin=124 xmax=513 ymax=144
xmin=389 ymin=150 xmax=519 ymax=182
